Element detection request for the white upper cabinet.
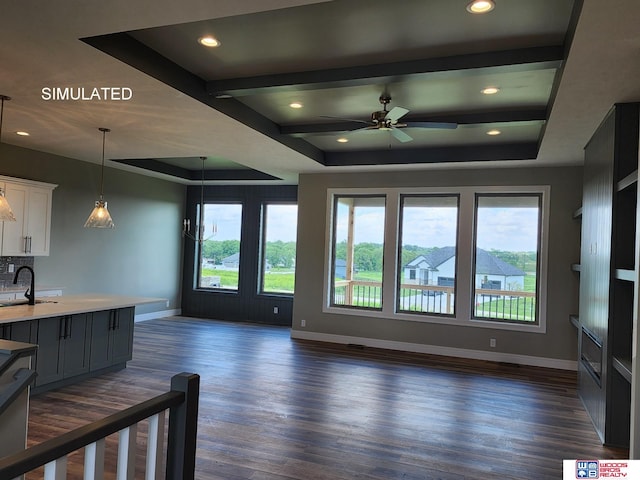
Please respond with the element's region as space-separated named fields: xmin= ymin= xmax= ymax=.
xmin=0 ymin=176 xmax=57 ymax=256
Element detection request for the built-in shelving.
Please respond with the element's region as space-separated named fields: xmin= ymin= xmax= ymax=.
xmin=617 ymin=169 xmax=638 ymax=192
xmin=615 ymin=269 xmax=636 ymax=282
xmin=613 ymin=356 xmax=633 ymax=383
xmin=570 ymin=314 xmax=580 ymax=329
xmin=573 ymin=207 xmax=583 ymax=219
xmin=578 ymin=102 xmax=639 ymax=449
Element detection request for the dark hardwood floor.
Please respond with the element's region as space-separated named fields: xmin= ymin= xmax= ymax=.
xmin=26 ymin=317 xmax=627 ymax=479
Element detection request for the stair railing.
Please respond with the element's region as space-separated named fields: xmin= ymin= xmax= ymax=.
xmin=0 ymin=371 xmax=200 ymax=480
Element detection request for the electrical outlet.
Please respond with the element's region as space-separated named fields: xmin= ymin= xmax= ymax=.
xmin=301 ymin=319 xmax=306 ymax=327
xmin=490 ymin=338 xmax=496 ymax=348
xmin=8 ymin=264 xmax=14 ymax=273
xmin=273 ymin=306 xmax=279 ymax=314
xmin=166 ymin=300 xmax=170 ymax=308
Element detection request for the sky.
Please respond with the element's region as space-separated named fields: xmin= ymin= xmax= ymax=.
xmin=202 ymin=203 xmax=298 ymax=242
xmin=336 ymin=203 xmax=539 ymax=252
xmin=201 ymin=200 xmax=539 ymax=252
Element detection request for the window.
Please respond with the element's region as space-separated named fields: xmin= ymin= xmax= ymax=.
xmin=473 ymin=194 xmax=541 ymax=323
xmin=330 ymin=195 xmax=386 ymax=309
xmin=260 ymin=203 xmax=298 ymax=295
xmin=198 ymin=203 xmax=243 ymax=291
xmin=397 ymin=195 xmax=459 ymax=315
xmin=325 ymin=187 xmax=549 ymax=332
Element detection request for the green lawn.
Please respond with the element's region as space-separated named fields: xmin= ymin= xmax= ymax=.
xmin=263 ymin=271 xmax=295 ymax=293
xmin=201 ymin=268 xmax=295 ymax=293
xmin=201 ymin=266 xmax=536 ymax=317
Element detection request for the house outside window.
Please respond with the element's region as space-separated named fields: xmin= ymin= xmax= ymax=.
xmin=473 ymin=194 xmax=542 ymax=323
xmin=398 ymin=195 xmax=459 ymax=316
xmin=198 ymin=202 xmax=243 ymax=291
xmin=324 ymin=186 xmax=549 ymax=333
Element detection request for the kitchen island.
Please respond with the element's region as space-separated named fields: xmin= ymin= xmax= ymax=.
xmin=0 ymin=294 xmax=164 ymax=394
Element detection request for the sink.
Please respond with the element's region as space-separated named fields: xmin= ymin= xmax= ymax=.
xmin=0 ymin=299 xmax=58 ymax=307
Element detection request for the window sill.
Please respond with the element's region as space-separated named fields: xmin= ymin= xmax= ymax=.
xmin=322 ymin=305 xmax=546 ymax=333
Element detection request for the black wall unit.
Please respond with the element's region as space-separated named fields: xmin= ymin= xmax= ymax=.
xmin=578 ymin=102 xmax=639 ymax=448
xmin=181 ymin=185 xmax=297 ymax=326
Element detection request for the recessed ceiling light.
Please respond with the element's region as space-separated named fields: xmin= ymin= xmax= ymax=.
xmin=198 ymin=36 xmax=221 ymax=48
xmin=487 ymin=129 xmax=501 ymax=136
xmin=337 ymin=137 xmax=349 ymax=143
xmin=289 ymin=102 xmax=303 ymax=109
xmin=481 ymin=87 xmax=500 ymax=95
xmin=15 ymin=131 xmax=30 ymax=136
xmin=466 ymin=0 xmax=495 ymax=14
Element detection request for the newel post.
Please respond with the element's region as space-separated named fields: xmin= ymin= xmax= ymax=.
xmin=166 ymin=372 xmax=200 ymax=480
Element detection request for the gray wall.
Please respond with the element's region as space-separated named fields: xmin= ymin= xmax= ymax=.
xmin=292 ymin=166 xmax=583 ymax=364
xmin=0 ymin=143 xmax=185 ymax=315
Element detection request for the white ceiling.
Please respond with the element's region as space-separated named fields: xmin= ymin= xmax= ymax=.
xmin=1 ymin=0 xmax=639 ymax=185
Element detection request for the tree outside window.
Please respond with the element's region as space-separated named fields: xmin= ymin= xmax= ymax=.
xmin=325 ymin=187 xmax=548 ymax=331
xmin=473 ymin=194 xmax=541 ymax=323
xmin=198 ymin=203 xmax=242 ymax=291
xmin=261 ymin=203 xmax=298 ymax=294
xmin=330 ymin=195 xmax=386 ymax=309
xmin=397 ymin=195 xmax=459 ymax=315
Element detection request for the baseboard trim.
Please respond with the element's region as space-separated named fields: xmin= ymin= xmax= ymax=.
xmin=290 ymin=330 xmax=577 ymax=371
xmin=135 ymin=308 xmax=182 ymax=322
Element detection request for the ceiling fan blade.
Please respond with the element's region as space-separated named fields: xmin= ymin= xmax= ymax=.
xmin=386 ymin=106 xmax=409 ymax=123
xmin=404 ymin=121 xmax=458 ymax=130
xmin=391 ymin=128 xmax=413 ymax=143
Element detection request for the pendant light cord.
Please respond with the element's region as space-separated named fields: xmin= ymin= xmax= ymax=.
xmin=0 ymin=95 xmax=8 ymax=145
xmin=199 ymin=156 xmax=206 ymax=242
xmin=98 ymin=127 xmax=110 ymax=200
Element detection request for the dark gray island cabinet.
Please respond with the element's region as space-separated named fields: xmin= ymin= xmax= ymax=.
xmin=89 ymin=308 xmax=134 ymax=371
xmin=0 ymin=294 xmax=160 ymax=394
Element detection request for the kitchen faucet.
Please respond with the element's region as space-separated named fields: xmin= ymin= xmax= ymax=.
xmin=13 ymin=265 xmax=35 ymax=305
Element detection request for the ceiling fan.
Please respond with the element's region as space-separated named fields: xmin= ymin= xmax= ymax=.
xmin=327 ymin=94 xmax=457 ymax=143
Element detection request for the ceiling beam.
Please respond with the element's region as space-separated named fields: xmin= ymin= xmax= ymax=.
xmin=82 ymin=33 xmax=326 ymax=166
xmin=280 ymin=108 xmax=548 ymax=135
xmin=207 ymin=46 xmax=564 ymax=97
xmin=324 ymin=143 xmax=539 ymax=166
xmin=112 ymin=159 xmax=280 ymax=181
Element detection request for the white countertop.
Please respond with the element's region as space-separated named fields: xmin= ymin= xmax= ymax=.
xmin=0 ymin=294 xmax=165 ymax=324
xmin=0 ymin=285 xmax=64 ymax=294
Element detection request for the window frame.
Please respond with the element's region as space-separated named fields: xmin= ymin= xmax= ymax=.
xmin=195 ymin=201 xmax=244 ymax=293
xmin=471 ymin=192 xmax=543 ymax=325
xmin=328 ymin=193 xmax=387 ymax=311
xmin=323 ymin=186 xmax=550 ymax=333
xmin=258 ymin=201 xmax=298 ymax=296
xmin=396 ymin=193 xmax=460 ymax=317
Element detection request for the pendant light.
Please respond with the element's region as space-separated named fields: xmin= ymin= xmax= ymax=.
xmin=183 ymin=156 xmax=217 ymax=243
xmin=84 ymin=127 xmax=115 ymax=228
xmin=0 ymin=95 xmax=17 ymax=222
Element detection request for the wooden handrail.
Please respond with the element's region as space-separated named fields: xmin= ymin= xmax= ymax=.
xmin=0 ymin=368 xmax=36 ymax=418
xmin=0 ymin=341 xmax=37 ymax=378
xmin=0 ymin=372 xmax=200 ymax=480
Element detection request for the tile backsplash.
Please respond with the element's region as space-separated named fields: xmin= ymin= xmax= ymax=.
xmin=0 ymin=256 xmax=35 ymax=290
